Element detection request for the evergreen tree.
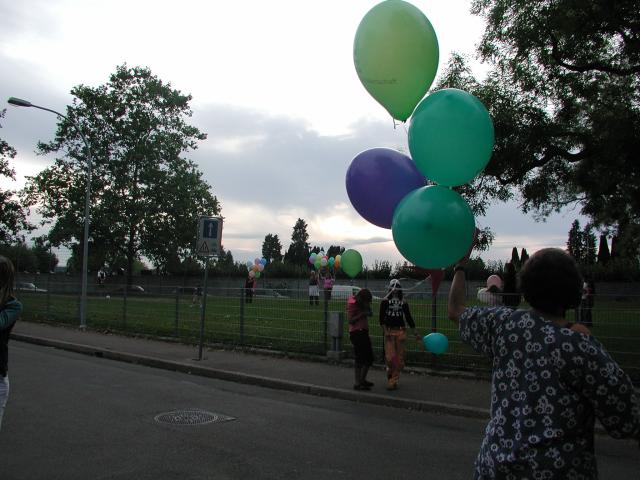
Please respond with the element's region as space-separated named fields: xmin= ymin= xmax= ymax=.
xmin=567 ymin=220 xmax=583 ymax=261
xmin=261 ymin=234 xmax=283 ymax=263
xmin=520 ymin=248 xmax=530 ymax=265
xmin=582 ymin=224 xmax=597 ymax=265
xmin=597 ymin=234 xmax=610 ymax=264
xmin=284 ymin=218 xmax=310 ymax=266
xmin=510 ymin=247 xmax=520 ymax=268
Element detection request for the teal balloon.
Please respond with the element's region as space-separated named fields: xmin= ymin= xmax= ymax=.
xmin=408 ymin=88 xmax=494 ymax=186
xmin=341 ymin=249 xmax=363 ymax=278
xmin=354 ymin=0 xmax=439 ymax=121
xmin=392 ymin=185 xmax=475 ymax=268
xmin=423 ymin=333 xmax=448 ymax=355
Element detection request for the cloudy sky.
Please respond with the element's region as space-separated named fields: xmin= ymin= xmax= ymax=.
xmin=1 ymin=0 xmax=585 ymax=267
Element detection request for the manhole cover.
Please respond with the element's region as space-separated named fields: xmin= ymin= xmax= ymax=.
xmin=154 ymin=409 xmax=235 ymax=426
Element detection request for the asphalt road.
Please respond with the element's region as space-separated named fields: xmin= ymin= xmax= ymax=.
xmin=1 ymin=343 xmax=638 ymax=480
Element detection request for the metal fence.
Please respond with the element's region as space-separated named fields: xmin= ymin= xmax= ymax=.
xmin=14 ymin=280 xmax=640 ymax=381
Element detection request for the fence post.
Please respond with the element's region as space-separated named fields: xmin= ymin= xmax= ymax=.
xmin=122 ymin=281 xmax=128 ymax=329
xmin=174 ymin=289 xmax=179 ymax=337
xmin=323 ymin=296 xmax=328 ymax=350
xmin=240 ymin=287 xmax=245 ymax=345
xmin=327 ymin=311 xmax=344 ymax=360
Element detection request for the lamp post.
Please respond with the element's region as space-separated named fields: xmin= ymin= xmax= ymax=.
xmin=8 ymin=96 xmax=92 ymax=329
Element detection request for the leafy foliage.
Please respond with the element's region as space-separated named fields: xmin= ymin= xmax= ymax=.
xmin=442 ymin=0 xmax=640 ymax=253
xmin=261 ymin=234 xmax=283 ymax=263
xmin=283 ymin=218 xmax=310 ymax=266
xmin=0 ymin=109 xmax=32 ymax=243
xmin=22 ymin=65 xmax=219 ymax=278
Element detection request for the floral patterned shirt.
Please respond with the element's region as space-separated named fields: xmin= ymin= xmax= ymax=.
xmin=460 ymin=307 xmax=640 ymax=479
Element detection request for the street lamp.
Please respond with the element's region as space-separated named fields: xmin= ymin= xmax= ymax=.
xmin=8 ymin=96 xmax=92 ymax=329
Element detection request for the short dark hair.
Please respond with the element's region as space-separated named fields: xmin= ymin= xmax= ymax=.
xmin=356 ymin=288 xmax=373 ymax=304
xmin=518 ymin=248 xmax=582 ymax=315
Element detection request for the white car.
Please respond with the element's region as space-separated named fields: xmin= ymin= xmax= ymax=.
xmin=330 ymin=284 xmax=381 ymax=300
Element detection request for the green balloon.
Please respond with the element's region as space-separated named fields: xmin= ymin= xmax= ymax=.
xmin=341 ymin=249 xmax=363 ymax=278
xmin=392 ymin=185 xmax=475 ymax=269
xmin=354 ymin=0 xmax=439 ymax=122
xmin=408 ymin=88 xmax=494 ymax=187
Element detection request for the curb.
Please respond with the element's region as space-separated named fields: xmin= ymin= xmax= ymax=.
xmin=12 ymin=333 xmax=490 ymax=420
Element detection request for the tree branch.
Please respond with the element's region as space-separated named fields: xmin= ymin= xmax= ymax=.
xmin=550 ymin=34 xmax=640 ymax=75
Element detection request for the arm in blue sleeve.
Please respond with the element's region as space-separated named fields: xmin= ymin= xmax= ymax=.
xmin=0 ymin=299 xmax=22 ymax=330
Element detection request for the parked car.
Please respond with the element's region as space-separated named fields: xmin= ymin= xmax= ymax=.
xmin=253 ymin=288 xmax=289 ymax=299
xmin=15 ymin=282 xmax=47 ymax=293
xmin=330 ymin=285 xmax=381 ymax=300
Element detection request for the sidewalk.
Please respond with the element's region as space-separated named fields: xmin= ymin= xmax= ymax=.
xmin=11 ymin=321 xmax=491 ymax=419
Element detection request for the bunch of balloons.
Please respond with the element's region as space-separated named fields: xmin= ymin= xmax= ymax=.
xmin=349 ymin=0 xmax=494 ymax=269
xmin=308 ymin=252 xmax=341 ymax=271
xmin=246 ymin=258 xmax=267 ymax=279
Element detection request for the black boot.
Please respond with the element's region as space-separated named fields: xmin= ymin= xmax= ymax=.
xmin=361 ymin=365 xmax=373 ymax=387
xmin=353 ymin=366 xmax=370 ymax=390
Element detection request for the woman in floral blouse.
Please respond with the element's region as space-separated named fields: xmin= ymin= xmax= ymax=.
xmin=448 ymin=248 xmax=639 ymax=479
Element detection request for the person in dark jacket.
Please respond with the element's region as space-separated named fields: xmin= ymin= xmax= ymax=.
xmin=379 ymin=279 xmax=419 ymax=390
xmin=0 ymin=256 xmax=22 ymax=431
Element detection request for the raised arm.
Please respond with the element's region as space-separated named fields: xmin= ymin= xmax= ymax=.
xmin=448 ymin=265 xmax=467 ymax=324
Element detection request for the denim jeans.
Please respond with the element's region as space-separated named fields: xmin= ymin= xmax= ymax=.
xmin=0 ymin=375 xmax=9 ymax=431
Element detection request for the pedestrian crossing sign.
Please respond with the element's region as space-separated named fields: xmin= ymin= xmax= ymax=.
xmin=196 ymin=216 xmax=223 ymax=257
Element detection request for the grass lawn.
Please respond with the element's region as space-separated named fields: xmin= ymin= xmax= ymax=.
xmin=16 ymin=291 xmax=640 ymax=380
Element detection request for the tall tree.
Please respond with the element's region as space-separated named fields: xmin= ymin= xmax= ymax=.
xmin=284 ymin=218 xmax=310 ymax=266
xmin=32 ymin=237 xmax=58 ymax=273
xmin=0 ymin=109 xmax=32 ymax=243
xmin=597 ymin=234 xmax=610 ymax=264
xmin=567 ymin=220 xmax=583 ymax=261
xmin=22 ymin=65 xmax=219 ymax=282
xmin=582 ymin=223 xmax=597 ymax=265
xmin=261 ymin=234 xmax=283 ymax=263
xmin=510 ymin=247 xmax=520 ymax=268
xmin=520 ymin=248 xmax=530 ymax=265
xmin=441 ymin=1 xmax=640 ymax=254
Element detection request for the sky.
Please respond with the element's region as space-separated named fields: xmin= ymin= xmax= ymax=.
xmin=0 ymin=0 xmax=587 ymax=268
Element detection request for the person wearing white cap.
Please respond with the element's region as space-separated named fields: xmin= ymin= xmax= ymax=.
xmin=379 ymin=279 xmax=420 ymax=390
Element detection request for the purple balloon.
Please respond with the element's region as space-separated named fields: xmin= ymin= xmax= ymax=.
xmin=346 ymin=148 xmax=426 ymax=228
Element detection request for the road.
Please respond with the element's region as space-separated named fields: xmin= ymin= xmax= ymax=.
xmin=1 ymin=343 xmax=638 ymax=479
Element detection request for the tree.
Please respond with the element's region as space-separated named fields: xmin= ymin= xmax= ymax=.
xmin=31 ymin=237 xmax=58 ymax=273
xmin=262 ymin=234 xmax=283 ymax=263
xmin=284 ymin=218 xmax=310 ymax=266
xmin=22 ymin=65 xmax=219 ymax=282
xmin=326 ymin=245 xmax=345 ymax=259
xmin=520 ymin=248 xmax=530 ymax=265
xmin=510 ymin=247 xmax=520 ymax=268
xmin=597 ymin=234 xmax=610 ymax=264
xmin=582 ymin=223 xmax=597 ymax=265
xmin=0 ymin=109 xmax=32 ymax=243
xmin=567 ymin=220 xmax=583 ymax=261
xmin=441 ymin=1 xmax=640 ymax=255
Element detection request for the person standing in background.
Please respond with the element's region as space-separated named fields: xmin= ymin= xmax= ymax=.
xmin=0 ymin=256 xmax=22 ymax=431
xmin=379 ymin=279 xmax=420 ymax=390
xmin=308 ymin=270 xmax=319 ymax=306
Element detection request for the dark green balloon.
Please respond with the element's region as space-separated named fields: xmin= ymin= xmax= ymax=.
xmin=354 ymin=0 xmax=439 ymax=122
xmin=341 ymin=249 xmax=363 ymax=278
xmin=408 ymin=88 xmax=494 ymax=186
xmin=392 ymin=185 xmax=475 ymax=268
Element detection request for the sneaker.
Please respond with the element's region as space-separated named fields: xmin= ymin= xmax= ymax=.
xmin=386 ymin=383 xmax=397 ymax=391
xmin=362 ymin=380 xmax=374 ymax=387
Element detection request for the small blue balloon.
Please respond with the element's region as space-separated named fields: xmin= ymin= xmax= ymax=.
xmin=260 ymin=258 xmax=267 ymax=265
xmin=423 ymin=333 xmax=449 ymax=355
